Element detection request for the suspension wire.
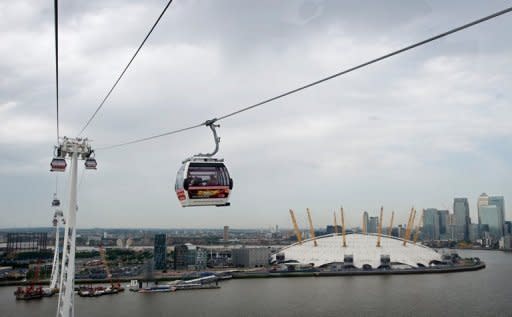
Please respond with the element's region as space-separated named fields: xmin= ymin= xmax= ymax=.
xmin=97 ymin=123 xmax=203 ymax=150
xmin=78 ymin=0 xmax=174 ymax=136
xmin=96 ymin=6 xmax=512 ymax=151
xmin=54 ymin=0 xmax=60 ymax=143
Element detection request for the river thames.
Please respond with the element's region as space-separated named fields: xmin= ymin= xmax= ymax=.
xmin=1 ymin=250 xmax=511 ymax=317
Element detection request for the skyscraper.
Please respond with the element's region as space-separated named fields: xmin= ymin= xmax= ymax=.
xmin=362 ymin=211 xmax=369 ymax=234
xmin=488 ymin=196 xmax=505 ymax=236
xmin=477 ymin=193 xmax=489 ymax=224
xmin=453 ymin=198 xmax=470 ymax=241
xmin=154 ymin=233 xmax=167 ymax=270
xmin=438 ymin=210 xmax=449 ymax=238
xmin=223 ymin=226 xmax=229 ymax=241
xmin=423 ymin=209 xmax=440 ymax=240
xmin=479 ymin=205 xmax=501 ymax=240
xmin=368 ymin=217 xmax=379 ymax=234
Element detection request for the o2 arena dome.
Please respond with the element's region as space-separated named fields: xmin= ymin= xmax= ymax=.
xmin=271 ymin=233 xmax=443 ymax=269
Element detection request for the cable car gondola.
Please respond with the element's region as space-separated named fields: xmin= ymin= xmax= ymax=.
xmin=83 ymin=149 xmax=97 ymax=170
xmin=50 ymin=158 xmax=66 ymax=172
xmin=175 ymin=120 xmax=233 ymax=207
xmin=51 ymin=194 xmax=60 ymax=207
xmin=50 ymin=146 xmax=66 ymax=172
xmin=175 ymin=157 xmax=233 ymax=207
xmin=84 ymin=157 xmax=97 ymax=170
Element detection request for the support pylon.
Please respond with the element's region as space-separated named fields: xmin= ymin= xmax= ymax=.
xmin=53 ymin=137 xmax=95 ymax=317
xmin=341 ymin=207 xmax=347 ymax=247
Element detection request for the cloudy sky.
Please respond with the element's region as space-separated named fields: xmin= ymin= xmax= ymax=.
xmin=1 ymin=0 xmax=511 ymax=229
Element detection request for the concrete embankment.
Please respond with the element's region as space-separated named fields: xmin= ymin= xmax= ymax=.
xmin=231 ymin=262 xmax=486 ymax=279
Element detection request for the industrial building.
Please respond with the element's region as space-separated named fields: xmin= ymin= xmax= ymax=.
xmin=232 ymin=247 xmax=270 ymax=268
xmin=173 ymin=243 xmax=207 ymax=270
xmin=272 ymin=233 xmax=442 ymax=269
xmin=6 ymin=232 xmax=48 ymax=254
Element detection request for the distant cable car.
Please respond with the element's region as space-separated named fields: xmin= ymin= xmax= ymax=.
xmin=84 ymin=158 xmax=97 ymax=170
xmin=84 ymin=150 xmax=97 ymax=170
xmin=175 ymin=120 xmax=233 ymax=207
xmin=51 ymin=194 xmax=60 ymax=207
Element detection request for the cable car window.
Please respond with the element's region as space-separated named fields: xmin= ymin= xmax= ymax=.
xmin=176 ymin=164 xmax=185 ymax=190
xmin=188 ymin=164 xmax=228 ymax=187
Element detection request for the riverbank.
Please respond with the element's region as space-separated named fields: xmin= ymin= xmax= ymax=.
xmin=231 ymin=262 xmax=485 ymax=278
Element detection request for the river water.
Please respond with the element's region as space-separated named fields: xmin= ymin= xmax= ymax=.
xmin=1 ymin=250 xmax=511 ymax=317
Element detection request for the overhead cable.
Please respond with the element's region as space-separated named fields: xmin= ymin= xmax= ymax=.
xmin=97 ymin=6 xmax=512 ymax=151
xmin=78 ymin=0 xmax=174 ymax=136
xmin=54 ymin=0 xmax=60 ymax=143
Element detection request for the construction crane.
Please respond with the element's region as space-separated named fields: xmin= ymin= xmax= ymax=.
xmin=387 ymin=211 xmax=395 ymax=236
xmin=333 ymin=211 xmax=339 ymax=235
xmin=341 ymin=207 xmax=347 ymax=247
xmin=289 ymin=209 xmax=302 ymax=244
xmin=98 ymin=244 xmax=123 ymax=291
xmin=14 ymin=260 xmax=45 ymax=300
xmin=306 ymin=208 xmax=318 ymax=247
xmin=413 ymin=209 xmax=425 ymax=244
xmin=403 ymin=208 xmax=416 ymax=246
xmin=98 ymin=244 xmax=112 ymax=284
xmin=376 ymin=206 xmax=384 ymax=247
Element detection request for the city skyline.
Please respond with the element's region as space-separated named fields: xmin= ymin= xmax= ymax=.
xmin=1 ymin=1 xmax=511 ymax=228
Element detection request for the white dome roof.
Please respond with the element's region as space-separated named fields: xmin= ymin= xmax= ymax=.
xmin=273 ymin=233 xmax=442 ymax=268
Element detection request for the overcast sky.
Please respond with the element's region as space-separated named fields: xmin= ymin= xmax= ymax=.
xmin=1 ymin=0 xmax=511 ymax=230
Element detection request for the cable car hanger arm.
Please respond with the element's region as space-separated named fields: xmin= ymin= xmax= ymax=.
xmin=195 ymin=118 xmax=220 ymax=157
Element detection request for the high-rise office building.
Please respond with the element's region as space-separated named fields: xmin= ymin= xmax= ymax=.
xmin=423 ymin=209 xmax=440 ymax=240
xmin=480 ymin=205 xmax=502 ymax=240
xmin=477 ymin=193 xmax=489 ymax=224
xmin=438 ymin=210 xmax=449 ymax=238
xmin=223 ymin=226 xmax=229 ymax=241
xmin=362 ymin=211 xmax=369 ymax=233
xmin=368 ymin=217 xmax=379 ymax=234
xmin=488 ymin=196 xmax=505 ymax=236
xmin=153 ymin=233 xmax=167 ymax=270
xmin=468 ymin=224 xmax=480 ymax=242
xmin=453 ymin=198 xmax=470 ymax=241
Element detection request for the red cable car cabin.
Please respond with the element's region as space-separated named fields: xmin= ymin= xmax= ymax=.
xmin=175 ymin=157 xmax=233 ymax=207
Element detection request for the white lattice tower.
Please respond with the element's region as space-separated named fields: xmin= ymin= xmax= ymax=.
xmin=55 ymin=138 xmax=94 ymax=317
xmin=50 ymin=209 xmax=65 ymax=290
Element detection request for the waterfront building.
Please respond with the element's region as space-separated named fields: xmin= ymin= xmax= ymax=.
xmin=447 ymin=224 xmax=456 ymax=241
xmin=453 ymin=198 xmax=470 ymax=241
xmin=423 ymin=209 xmax=440 ymax=241
xmin=488 ymin=196 xmax=505 ymax=236
xmin=368 ymin=217 xmax=379 ymax=234
xmin=173 ymin=243 xmax=207 ymax=270
xmin=505 ymin=221 xmax=512 ymax=236
xmin=154 ymin=234 xmax=167 ymax=270
xmin=479 ymin=205 xmax=502 ymax=240
xmin=272 ymin=233 xmax=442 ymax=268
xmin=326 ymin=225 xmax=342 ymax=234
xmin=468 ymin=224 xmax=480 ymax=242
xmin=438 ymin=210 xmax=449 ymax=239
xmin=232 ymin=247 xmax=270 ymax=268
